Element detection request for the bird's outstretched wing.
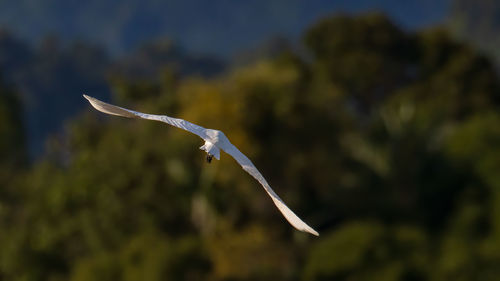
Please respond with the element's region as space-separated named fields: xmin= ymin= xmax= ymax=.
xmin=83 ymin=95 xmax=208 ymax=139
xmin=221 ymin=142 xmax=319 ymax=236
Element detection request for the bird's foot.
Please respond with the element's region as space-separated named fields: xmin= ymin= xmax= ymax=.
xmin=206 ymin=154 xmax=213 ymax=163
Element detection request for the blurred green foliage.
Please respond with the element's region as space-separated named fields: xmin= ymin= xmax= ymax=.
xmin=1 ymin=13 xmax=500 ymax=280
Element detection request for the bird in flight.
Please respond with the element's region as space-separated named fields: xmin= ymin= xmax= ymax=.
xmin=83 ymin=95 xmax=319 ymax=236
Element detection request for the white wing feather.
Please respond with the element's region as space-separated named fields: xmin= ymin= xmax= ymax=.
xmin=83 ymin=94 xmax=318 ymax=236
xmin=221 ymin=143 xmax=319 ymax=236
xmin=83 ymin=95 xmax=208 ymax=139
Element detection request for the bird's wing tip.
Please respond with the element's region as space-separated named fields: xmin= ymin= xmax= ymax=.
xmin=305 ymin=228 xmax=319 ymax=236
xmin=83 ymin=94 xmax=139 ymax=119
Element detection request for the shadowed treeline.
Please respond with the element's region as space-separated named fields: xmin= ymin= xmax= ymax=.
xmin=0 ymin=0 xmax=447 ymax=55
xmin=1 ymin=12 xmax=500 ymax=281
xmin=0 ymin=31 xmax=225 ymax=157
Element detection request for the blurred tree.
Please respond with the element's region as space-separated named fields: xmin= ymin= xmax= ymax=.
xmin=449 ymin=0 xmax=500 ymax=66
xmin=0 ymin=29 xmax=34 ymax=78
xmin=301 ymin=13 xmax=500 ymax=281
xmin=0 ymin=77 xmax=25 ymax=169
xmin=0 ymin=74 xmax=25 ymax=280
xmin=110 ymin=39 xmax=225 ymax=82
xmin=303 ymin=222 xmax=429 ymax=281
xmin=304 ymin=13 xmax=415 ymax=114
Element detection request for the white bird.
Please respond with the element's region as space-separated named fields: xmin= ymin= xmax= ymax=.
xmin=83 ymin=94 xmax=319 ymax=236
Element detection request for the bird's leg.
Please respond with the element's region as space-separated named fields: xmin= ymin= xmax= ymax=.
xmin=206 ymin=154 xmax=213 ymax=163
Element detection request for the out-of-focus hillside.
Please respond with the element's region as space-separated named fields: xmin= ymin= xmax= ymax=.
xmin=449 ymin=0 xmax=500 ymax=66
xmin=0 ymin=31 xmax=225 ymax=157
xmin=0 ymin=0 xmax=449 ymax=56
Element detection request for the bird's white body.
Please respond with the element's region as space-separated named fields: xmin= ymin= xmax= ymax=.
xmin=200 ymin=139 xmax=221 ymax=160
xmin=83 ymin=94 xmax=319 ymax=236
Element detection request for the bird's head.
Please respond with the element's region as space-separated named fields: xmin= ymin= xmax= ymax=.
xmin=199 ymin=141 xmax=220 ymax=162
